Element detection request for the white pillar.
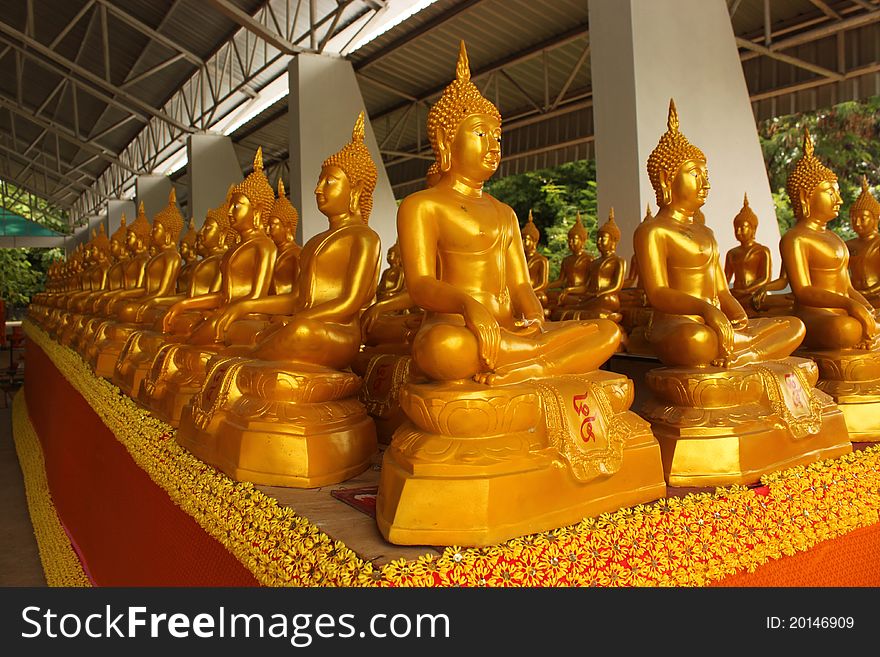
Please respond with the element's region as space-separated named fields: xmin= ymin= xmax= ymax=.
xmin=288 ymin=53 xmax=397 ymax=254
xmin=136 ymin=175 xmax=174 ymax=220
xmin=187 ymin=133 xmax=242 ymax=228
xmin=107 ymin=199 xmax=136 ymax=236
xmin=589 ymin=0 xmax=778 ymax=263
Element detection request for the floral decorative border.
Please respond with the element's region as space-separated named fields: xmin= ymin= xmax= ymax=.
xmin=21 ymin=320 xmax=880 ymax=586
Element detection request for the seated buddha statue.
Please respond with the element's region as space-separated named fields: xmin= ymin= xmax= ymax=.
xmin=780 ymin=129 xmax=880 ymax=441
xmin=521 ymin=210 xmax=550 ymax=312
xmin=47 ymin=232 xmax=96 ymax=338
xmin=553 ymin=208 xmax=626 ymax=327
xmin=618 ymin=205 xmax=656 ymax=354
xmin=139 ymin=148 xmax=277 ymax=426
xmin=724 ymin=193 xmax=773 ymax=316
xmin=74 ymin=205 xmax=153 ymax=355
xmin=376 ymin=242 xmax=405 ymax=302
xmin=267 ymin=178 xmax=301 ymax=296
xmin=634 ymin=101 xmax=849 ymax=486
xmin=87 ymin=189 xmax=184 ymax=377
xmin=375 ymin=42 xmax=665 ymax=547
xmin=176 ymin=112 xmax=381 ymax=487
xmin=545 ymin=212 xmax=591 ymax=314
xmin=57 ymin=227 xmax=115 ymax=345
xmin=176 ymin=219 xmax=199 ymax=294
xmin=845 ymin=176 xmax=880 ymax=308
xmin=113 ymin=192 xmax=236 ymax=398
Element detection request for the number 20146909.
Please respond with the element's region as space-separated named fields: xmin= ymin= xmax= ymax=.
xmin=766 ymin=616 xmax=854 ymax=629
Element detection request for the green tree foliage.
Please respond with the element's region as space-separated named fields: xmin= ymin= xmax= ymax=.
xmin=758 ymin=96 xmax=880 ymax=239
xmin=485 ymin=160 xmax=598 ymax=279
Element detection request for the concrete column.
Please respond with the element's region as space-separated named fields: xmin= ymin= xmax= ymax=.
xmin=136 ymin=175 xmax=174 ymax=220
xmin=65 ymin=215 xmax=104 ymax=254
xmin=288 ymin=53 xmax=398 ymax=254
xmin=187 ymin=133 xmax=242 ymax=227
xmin=107 ymin=199 xmax=136 ymax=237
xmin=589 ymin=0 xmax=778 ymax=263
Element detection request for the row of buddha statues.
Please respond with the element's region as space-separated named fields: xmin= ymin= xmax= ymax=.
xmin=28 ymin=41 xmax=879 ymax=549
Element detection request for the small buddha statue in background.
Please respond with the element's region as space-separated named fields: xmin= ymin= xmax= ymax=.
xmin=845 ymin=176 xmax=880 ymax=307
xmin=87 ymin=189 xmax=184 ymax=376
xmin=521 ymin=210 xmax=550 ymax=311
xmin=176 ymin=112 xmax=381 ymax=487
xmin=553 ymin=207 xmax=626 ymax=325
xmin=635 ymin=100 xmax=848 ymax=485
xmin=375 ymin=41 xmax=665 ymax=547
xmin=724 ymin=193 xmax=773 ymax=316
xmin=176 ymin=219 xmax=199 ymax=294
xmin=781 ymin=129 xmax=880 ymax=441
xmin=546 ymin=212 xmax=591 ymax=311
xmin=114 ymin=192 xmax=237 ymax=398
xmin=139 ymin=148 xmax=276 ymax=426
xmin=376 ymin=242 xmax=406 ymax=302
xmin=267 ymin=179 xmax=301 ymax=296
xmin=619 ymin=205 xmax=655 ymax=354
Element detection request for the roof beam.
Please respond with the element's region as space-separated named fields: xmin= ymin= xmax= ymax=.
xmin=736 ymin=37 xmax=843 ymax=79
xmin=0 ymin=21 xmax=195 ymax=134
xmin=203 ymin=0 xmax=309 ymax=55
xmin=807 ymin=0 xmax=841 ymax=20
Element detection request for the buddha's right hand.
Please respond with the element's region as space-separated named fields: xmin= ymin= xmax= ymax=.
xmin=848 ymin=299 xmax=877 ymax=340
xmin=464 ymin=299 xmax=501 ymax=370
xmin=704 ymin=306 xmax=735 ymax=358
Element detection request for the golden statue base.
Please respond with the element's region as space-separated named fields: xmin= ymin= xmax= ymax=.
xmin=176 ymin=358 xmax=377 ymax=488
xmin=139 ymin=342 xmax=220 ymax=426
xmin=641 ymin=356 xmax=852 ymax=487
xmin=357 ymin=351 xmax=413 ymax=444
xmin=801 ymin=348 xmax=880 ymax=442
xmin=376 ymin=371 xmax=666 ymax=547
xmin=114 ymin=330 xmax=183 ymax=398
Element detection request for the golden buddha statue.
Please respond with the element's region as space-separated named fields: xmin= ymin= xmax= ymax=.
xmin=619 ymin=204 xmax=656 ymax=355
xmin=48 ymin=230 xmax=98 ymax=338
xmin=139 ymin=148 xmax=277 ymax=426
xmin=73 ymin=206 xmax=153 ymax=355
xmin=376 ymin=242 xmax=405 ymax=302
xmin=55 ymin=227 xmax=114 ymax=344
xmin=846 ymin=176 xmax=880 ymax=307
xmin=375 ymin=42 xmax=665 ymax=547
xmin=176 ymin=219 xmax=199 ymax=294
xmin=634 ymin=101 xmax=849 ymax=485
xmin=723 ymin=193 xmax=774 ymax=316
xmin=521 ymin=209 xmax=550 ymax=311
xmin=267 ymin=179 xmax=301 ymax=296
xmin=176 ymin=112 xmax=381 ymax=488
xmin=781 ymin=129 xmax=880 ymax=441
xmin=113 ymin=193 xmax=236 ymax=398
xmin=553 ymin=208 xmax=626 ymax=326
xmin=86 ymin=190 xmax=184 ymax=377
xmin=546 ymin=211 xmax=591 ymax=312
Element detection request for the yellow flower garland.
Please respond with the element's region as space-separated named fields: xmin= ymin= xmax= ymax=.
xmin=20 ymin=320 xmax=880 ymax=586
xmin=11 ymin=391 xmax=91 ymax=587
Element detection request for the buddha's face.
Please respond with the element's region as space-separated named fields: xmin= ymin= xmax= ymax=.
xmin=110 ymin=238 xmax=124 ymax=259
xmin=568 ymin=233 xmax=584 ymax=254
xmin=597 ymin=231 xmax=617 ymax=256
xmin=851 ymin=208 xmax=877 ymax=237
xmin=522 ymin=234 xmax=536 ymax=255
xmin=180 ymin=241 xmax=193 ymax=262
xmin=197 ymin=217 xmax=221 ymax=255
xmin=387 ymin=246 xmax=400 ymax=266
xmin=734 ymin=219 xmax=755 ymax=244
xmin=315 ymin=165 xmax=352 ymax=217
xmin=805 ymin=180 xmax=842 ymax=225
xmin=228 ymin=192 xmax=258 ymax=232
xmin=667 ymin=159 xmax=710 ymax=213
xmin=267 ymin=216 xmax=288 ymax=246
xmin=449 ymin=114 xmax=501 ymax=182
xmin=126 ymin=228 xmax=139 ymax=251
xmin=151 ymin=220 xmax=167 ymax=247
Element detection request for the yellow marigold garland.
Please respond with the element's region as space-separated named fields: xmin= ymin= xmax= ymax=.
xmin=11 ymin=390 xmax=91 ymax=587
xmin=22 ymin=319 xmax=880 ymax=587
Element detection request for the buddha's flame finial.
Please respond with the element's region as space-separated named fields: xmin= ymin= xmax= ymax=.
xmin=850 ymin=174 xmax=880 ymax=217
xmin=601 ymin=207 xmax=621 ymax=242
xmin=352 ymin=111 xmax=366 ymax=143
xmin=608 ymin=207 xmax=615 ymax=221
xmin=278 ymin=178 xmax=286 ymax=197
xmin=169 ymin=187 xmax=177 ymax=204
xmin=522 ymin=208 xmax=539 ymax=242
xmin=138 ymin=201 xmax=145 ymax=215
xmin=645 ymin=203 xmax=652 ymax=219
xmin=743 ymin=192 xmax=750 ymax=207
xmin=803 ymin=127 xmax=814 ymax=159
xmin=254 ymin=146 xmax=264 ymax=172
xmin=456 ymin=40 xmax=470 ymax=84
xmin=667 ymin=98 xmax=679 ymax=134
xmin=528 ymin=209 xmax=534 ymax=224
xmin=862 ymin=175 xmax=870 ymax=193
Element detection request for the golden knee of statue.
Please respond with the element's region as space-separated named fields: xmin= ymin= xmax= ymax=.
xmin=175 ymin=113 xmax=381 ymax=489
xmin=632 ymin=103 xmax=850 ymax=488
xmin=374 ymin=42 xmax=666 ymax=548
xmin=780 ymin=130 xmax=880 ymax=441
